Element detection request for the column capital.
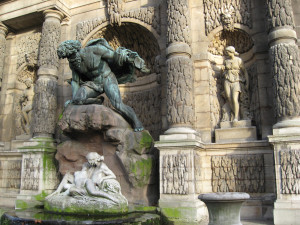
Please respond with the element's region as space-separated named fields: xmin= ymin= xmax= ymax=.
xmin=43 ymin=9 xmax=64 ymax=22
xmin=0 ymin=22 xmax=8 ymax=37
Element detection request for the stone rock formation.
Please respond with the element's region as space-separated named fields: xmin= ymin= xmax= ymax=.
xmin=56 ymin=104 xmax=158 ymax=205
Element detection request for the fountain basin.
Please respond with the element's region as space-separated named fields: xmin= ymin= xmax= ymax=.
xmin=198 ymin=192 xmax=250 ymax=225
xmin=0 ymin=207 xmax=160 ymax=225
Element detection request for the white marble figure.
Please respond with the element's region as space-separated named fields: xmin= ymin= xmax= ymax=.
xmin=46 ymin=152 xmax=127 ymax=206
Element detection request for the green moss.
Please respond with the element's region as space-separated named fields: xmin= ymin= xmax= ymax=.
xmin=58 ymin=113 xmax=63 ymax=121
xmin=161 ymin=207 xmax=182 ymax=219
xmin=129 ymin=205 xmax=157 ymax=213
xmin=0 ymin=208 xmax=5 ymax=218
xmin=15 ymin=200 xmax=28 ymax=210
xmin=140 ymin=132 xmax=153 ymax=149
xmin=160 ymin=206 xmax=200 ymax=224
xmin=35 ymin=191 xmax=48 ymax=202
xmin=129 ymin=157 xmax=153 ymax=187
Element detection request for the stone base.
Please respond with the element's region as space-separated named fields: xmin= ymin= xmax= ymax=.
xmin=45 ymin=195 xmax=128 ymax=215
xmin=0 ymin=192 xmax=18 ymax=208
xmin=220 ymin=120 xmax=252 ymax=129
xmin=15 ymin=137 xmax=59 ymax=209
xmin=273 ymin=200 xmax=300 ymax=225
xmin=215 ymin=121 xmax=257 ymax=143
xmin=1 ymin=210 xmax=160 ymax=225
xmin=159 ymin=199 xmax=208 ymax=225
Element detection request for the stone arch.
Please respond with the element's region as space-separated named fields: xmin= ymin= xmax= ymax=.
xmin=82 ymin=21 xmax=161 ymax=75
xmin=208 ymin=27 xmax=254 ymax=56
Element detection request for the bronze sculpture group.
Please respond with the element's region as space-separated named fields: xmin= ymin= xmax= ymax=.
xmin=57 ymin=38 xmax=150 ymax=131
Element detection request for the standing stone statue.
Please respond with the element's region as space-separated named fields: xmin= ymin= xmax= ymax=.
xmin=221 ymin=46 xmax=249 ymax=122
xmin=19 ymin=79 xmax=34 ymax=134
xmin=45 ymin=152 xmax=128 ymax=213
xmin=57 ymin=38 xmax=150 ymax=131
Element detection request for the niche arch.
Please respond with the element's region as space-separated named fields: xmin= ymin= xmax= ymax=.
xmin=82 ymin=21 xmax=161 ymax=76
xmin=208 ymin=27 xmax=260 ymax=139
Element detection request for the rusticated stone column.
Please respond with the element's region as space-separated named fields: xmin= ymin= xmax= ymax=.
xmin=0 ymin=22 xmax=8 ymax=90
xmin=267 ymin=1 xmax=300 ymax=224
xmin=155 ymin=1 xmax=208 ymax=224
xmin=267 ymin=0 xmax=300 ymax=130
xmin=164 ymin=0 xmax=196 ymax=136
xmin=32 ymin=10 xmax=64 ymax=137
xmin=16 ymin=10 xmax=64 ymax=209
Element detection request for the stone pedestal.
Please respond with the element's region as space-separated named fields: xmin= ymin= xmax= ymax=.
xmin=15 ymin=137 xmax=59 ymax=209
xmin=215 ymin=120 xmax=257 ymax=143
xmin=198 ymin=192 xmax=250 ymax=225
xmin=155 ymin=133 xmax=208 ymax=225
xmin=57 ymin=104 xmax=158 ymax=206
xmin=268 ymin=133 xmax=300 ymax=225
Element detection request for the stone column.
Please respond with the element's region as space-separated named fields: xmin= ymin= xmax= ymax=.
xmin=155 ymin=1 xmax=207 ymax=224
xmin=164 ymin=0 xmax=197 ymax=138
xmin=0 ymin=22 xmax=8 ymax=91
xmin=267 ymin=0 xmax=300 ymax=131
xmin=16 ymin=9 xmax=64 ymax=209
xmin=32 ymin=9 xmax=64 ymax=137
xmin=267 ymin=1 xmax=300 ymax=224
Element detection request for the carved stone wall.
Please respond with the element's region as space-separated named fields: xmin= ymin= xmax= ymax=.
xmin=21 ymin=154 xmax=41 ymax=190
xmin=0 ymin=159 xmax=22 ymax=190
xmin=76 ymin=6 xmax=160 ymax=42
xmin=162 ymin=154 xmax=189 ymax=194
xmin=122 ymin=88 xmax=161 ymax=140
xmin=17 ymin=33 xmax=41 ymax=70
xmin=203 ymin=0 xmax=252 ymax=35
xmin=208 ymin=30 xmax=253 ymax=56
xmin=267 ymin=0 xmax=295 ymax=32
xmin=280 ymin=149 xmax=300 ymax=194
xmin=211 ymin=154 xmax=265 ymax=193
xmin=269 ymin=43 xmax=300 ymax=119
xmin=107 ymin=0 xmax=124 ymax=26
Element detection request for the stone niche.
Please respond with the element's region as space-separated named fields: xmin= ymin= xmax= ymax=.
xmin=56 ymin=104 xmax=159 ymax=206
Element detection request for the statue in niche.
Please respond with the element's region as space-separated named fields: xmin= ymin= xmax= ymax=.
xmin=221 ymin=46 xmax=249 ymax=122
xmin=46 ymin=152 xmax=127 ymax=207
xmin=57 ymin=38 xmax=150 ymax=132
xmin=19 ymin=79 xmax=34 ymax=134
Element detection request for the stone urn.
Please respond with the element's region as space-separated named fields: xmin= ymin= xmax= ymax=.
xmin=198 ymin=192 xmax=250 ymax=225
